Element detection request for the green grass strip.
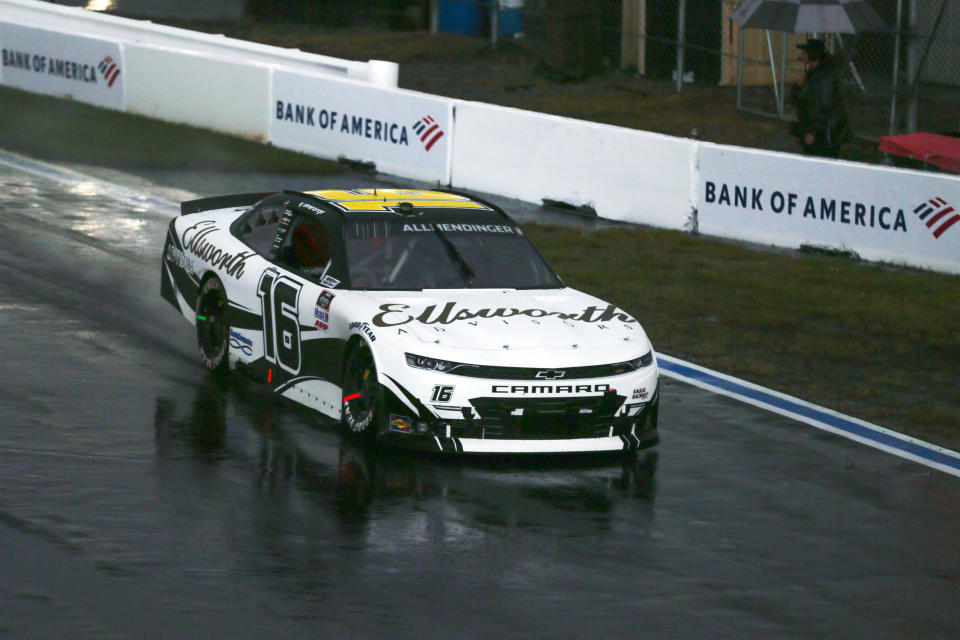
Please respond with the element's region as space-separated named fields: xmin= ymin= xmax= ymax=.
xmin=0 ymin=86 xmax=342 ymax=173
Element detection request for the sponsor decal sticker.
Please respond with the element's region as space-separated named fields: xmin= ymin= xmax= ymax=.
xmin=165 ymin=243 xmax=196 ymax=273
xmin=317 ymin=290 xmax=335 ymax=310
xmin=632 ymin=387 xmax=649 ymax=401
xmin=389 ymin=414 xmax=413 ymax=433
xmin=315 ymin=319 xmax=328 ymax=332
xmin=320 ymin=275 xmax=340 ymax=289
xmin=913 ymin=197 xmax=959 ymax=239
xmin=315 ymin=308 xmax=329 ymax=322
xmin=298 ymin=201 xmax=325 ymax=215
xmin=229 ymin=329 xmax=254 ymax=356
xmin=181 ymin=220 xmax=255 ymax=279
xmin=371 ymin=302 xmax=637 ymax=328
xmin=349 ymin=321 xmax=377 ymax=342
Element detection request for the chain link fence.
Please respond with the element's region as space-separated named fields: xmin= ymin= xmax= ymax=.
xmin=428 ymin=0 xmax=960 ymax=139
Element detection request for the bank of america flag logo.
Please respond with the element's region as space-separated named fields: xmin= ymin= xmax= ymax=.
xmin=98 ymin=56 xmax=121 ymax=88
xmin=913 ymin=197 xmax=959 ymax=239
xmin=412 ymin=115 xmax=444 ymax=152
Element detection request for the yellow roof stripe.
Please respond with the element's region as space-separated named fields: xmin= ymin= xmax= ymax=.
xmin=304 ymin=189 xmax=488 ymax=212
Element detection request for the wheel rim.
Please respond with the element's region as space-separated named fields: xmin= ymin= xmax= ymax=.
xmin=198 ymin=284 xmax=227 ymax=362
xmin=345 ymin=350 xmax=378 ymax=432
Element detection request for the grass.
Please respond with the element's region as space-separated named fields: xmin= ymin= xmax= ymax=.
xmin=0 ymin=86 xmax=343 ymax=173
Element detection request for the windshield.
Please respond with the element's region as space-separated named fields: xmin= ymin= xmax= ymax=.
xmin=344 ymin=219 xmax=563 ymax=290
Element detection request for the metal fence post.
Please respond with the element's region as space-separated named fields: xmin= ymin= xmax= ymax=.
xmin=675 ymin=0 xmax=686 ymax=92
xmin=490 ymin=1 xmax=499 ymax=48
xmin=430 ymin=0 xmax=439 ymax=35
xmin=889 ymin=0 xmax=904 ymax=136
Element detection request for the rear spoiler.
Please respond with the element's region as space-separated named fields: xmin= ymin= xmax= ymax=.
xmin=180 ymin=192 xmax=275 ymax=216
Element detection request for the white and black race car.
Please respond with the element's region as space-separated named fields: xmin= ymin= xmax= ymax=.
xmin=161 ymin=189 xmax=659 ymax=454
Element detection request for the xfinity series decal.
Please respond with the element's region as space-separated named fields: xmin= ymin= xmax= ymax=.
xmin=182 ymin=220 xmax=255 ymax=278
xmin=371 ymin=303 xmax=637 ymax=327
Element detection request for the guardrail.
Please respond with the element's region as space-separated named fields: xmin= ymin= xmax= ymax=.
xmin=1 ymin=0 xmax=958 ymax=274
xmin=0 ymin=0 xmax=397 ymax=84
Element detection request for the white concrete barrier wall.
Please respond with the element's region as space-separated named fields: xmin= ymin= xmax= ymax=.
xmin=451 ymin=102 xmax=694 ymax=230
xmin=0 ymin=21 xmax=126 ymax=110
xmin=697 ymin=143 xmax=960 ymax=274
xmin=1 ymin=0 xmax=390 ymax=83
xmin=270 ymin=69 xmax=454 ymax=183
xmin=125 ymin=44 xmax=269 ymax=139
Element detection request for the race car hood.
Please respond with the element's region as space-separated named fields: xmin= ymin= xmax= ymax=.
xmin=358 ymin=288 xmax=651 ymax=361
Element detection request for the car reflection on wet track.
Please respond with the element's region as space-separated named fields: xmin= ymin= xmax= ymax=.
xmin=153 ymin=374 xmax=659 ymax=530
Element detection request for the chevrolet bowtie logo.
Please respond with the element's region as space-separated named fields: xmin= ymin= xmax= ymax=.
xmin=535 ymin=369 xmax=566 ymax=380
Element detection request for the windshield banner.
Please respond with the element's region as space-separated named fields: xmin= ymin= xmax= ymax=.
xmin=0 ymin=22 xmax=125 ymax=110
xmin=270 ymin=69 xmax=453 ymax=183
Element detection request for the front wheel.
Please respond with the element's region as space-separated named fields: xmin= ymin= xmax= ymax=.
xmin=341 ymin=344 xmax=383 ymax=437
xmin=195 ymin=276 xmax=229 ymax=373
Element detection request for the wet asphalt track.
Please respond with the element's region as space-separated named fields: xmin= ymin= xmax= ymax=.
xmin=0 ymin=158 xmax=958 ymax=639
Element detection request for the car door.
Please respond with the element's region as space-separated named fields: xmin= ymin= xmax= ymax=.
xmin=263 ymin=205 xmax=350 ymax=415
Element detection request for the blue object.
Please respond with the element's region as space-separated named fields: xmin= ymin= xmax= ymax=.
xmin=439 ymin=0 xmax=483 ymax=35
xmin=498 ymin=1 xmax=524 ymax=37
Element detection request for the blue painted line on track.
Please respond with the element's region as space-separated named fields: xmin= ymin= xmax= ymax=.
xmin=657 ymin=354 xmax=960 ymax=477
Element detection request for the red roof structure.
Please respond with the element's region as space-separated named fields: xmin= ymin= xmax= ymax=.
xmin=879 ymin=133 xmax=960 ymax=174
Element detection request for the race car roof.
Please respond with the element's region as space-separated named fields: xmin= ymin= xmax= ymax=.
xmin=304 ymin=189 xmax=491 ymax=214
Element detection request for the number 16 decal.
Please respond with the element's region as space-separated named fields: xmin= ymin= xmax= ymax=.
xmin=258 ymin=270 xmax=303 ymax=375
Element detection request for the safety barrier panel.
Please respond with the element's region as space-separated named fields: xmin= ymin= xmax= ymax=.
xmin=270 ymin=69 xmax=454 ymax=183
xmin=0 ymin=21 xmax=125 ymax=110
xmin=451 ymin=101 xmax=695 ymax=230
xmin=124 ymin=44 xmax=269 ymax=139
xmin=0 ymin=0 xmax=394 ymax=82
xmin=697 ymin=143 xmax=960 ymax=274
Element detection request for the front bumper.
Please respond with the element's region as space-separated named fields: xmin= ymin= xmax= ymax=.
xmin=379 ymin=384 xmax=660 ymax=454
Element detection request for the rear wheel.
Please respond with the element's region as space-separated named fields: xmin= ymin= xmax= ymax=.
xmin=341 ymin=344 xmax=383 ymax=436
xmin=196 ymin=276 xmax=229 ymax=373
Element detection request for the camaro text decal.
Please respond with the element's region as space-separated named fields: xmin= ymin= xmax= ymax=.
xmin=371 ymin=302 xmax=636 ymax=327
xmin=492 ymin=384 xmax=610 ymax=394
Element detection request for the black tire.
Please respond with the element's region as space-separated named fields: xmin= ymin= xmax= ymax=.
xmin=341 ymin=344 xmax=383 ymax=437
xmin=195 ymin=276 xmax=230 ymax=373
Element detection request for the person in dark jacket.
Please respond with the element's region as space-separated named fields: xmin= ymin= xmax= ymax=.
xmin=791 ymin=38 xmax=850 ymax=157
